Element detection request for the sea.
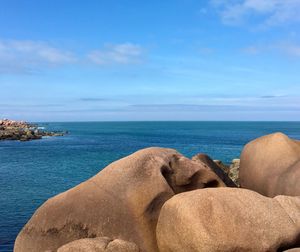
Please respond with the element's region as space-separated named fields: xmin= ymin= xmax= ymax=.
xmin=1 ymin=121 xmax=300 ymax=251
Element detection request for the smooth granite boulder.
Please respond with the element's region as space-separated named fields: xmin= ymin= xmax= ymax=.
xmin=57 ymin=237 xmax=140 ymax=252
xmin=239 ymin=132 xmax=300 ymax=197
xmin=156 ymin=188 xmax=300 ymax=252
xmin=14 ymin=147 xmax=225 ymax=252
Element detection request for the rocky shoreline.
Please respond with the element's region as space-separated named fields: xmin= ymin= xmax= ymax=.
xmin=14 ymin=133 xmax=300 ymax=252
xmin=0 ymin=119 xmax=66 ymax=141
xmin=214 ymin=158 xmax=240 ymax=186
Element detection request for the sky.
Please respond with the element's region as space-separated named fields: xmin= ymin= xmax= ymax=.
xmin=0 ymin=0 xmax=300 ymax=121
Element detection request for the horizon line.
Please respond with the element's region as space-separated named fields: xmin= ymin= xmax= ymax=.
xmin=33 ymin=120 xmax=300 ymax=123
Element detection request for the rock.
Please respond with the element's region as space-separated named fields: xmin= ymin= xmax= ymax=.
xmin=57 ymin=237 xmax=140 ymax=252
xmin=0 ymin=119 xmax=65 ymax=141
xmin=14 ymin=148 xmax=226 ymax=252
xmin=213 ymin=158 xmax=240 ymax=186
xmin=192 ymin=153 xmax=236 ymax=187
xmin=239 ymin=132 xmax=300 ymax=197
xmin=156 ymin=188 xmax=300 ymax=252
xmin=228 ymin=158 xmax=240 ymax=186
xmin=213 ymin=159 xmax=230 ymax=174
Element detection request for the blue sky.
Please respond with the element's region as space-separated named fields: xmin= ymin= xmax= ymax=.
xmin=1 ymin=0 xmax=300 ymax=121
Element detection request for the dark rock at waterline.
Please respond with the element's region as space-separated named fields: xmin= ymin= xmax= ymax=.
xmin=211 ymin=158 xmax=240 ymax=186
xmin=0 ymin=119 xmax=66 ymax=141
xmin=192 ymin=153 xmax=237 ymax=187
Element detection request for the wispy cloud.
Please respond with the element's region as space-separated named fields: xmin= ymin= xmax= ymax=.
xmin=79 ymin=98 xmax=108 ymax=102
xmin=87 ymin=43 xmax=144 ymax=65
xmin=0 ymin=103 xmax=63 ymax=108
xmin=260 ymin=95 xmax=286 ymax=99
xmin=0 ymin=40 xmax=145 ymax=74
xmin=242 ymin=42 xmax=300 ymax=57
xmin=130 ymin=104 xmax=241 ymax=111
xmin=0 ymin=39 xmax=76 ymax=73
xmin=130 ymin=102 xmax=300 ymax=112
xmin=278 ymin=43 xmax=300 ymax=57
xmin=2 ymin=95 xmax=300 ymax=121
xmin=211 ymin=0 xmax=300 ymax=27
xmin=242 ymin=46 xmax=260 ymax=55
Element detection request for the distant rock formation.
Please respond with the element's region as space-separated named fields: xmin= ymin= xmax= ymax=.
xmin=14 ymin=133 xmax=300 ymax=251
xmin=0 ymin=119 xmax=66 ymax=141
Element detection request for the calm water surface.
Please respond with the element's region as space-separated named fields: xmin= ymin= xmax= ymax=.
xmin=1 ymin=121 xmax=300 ymax=251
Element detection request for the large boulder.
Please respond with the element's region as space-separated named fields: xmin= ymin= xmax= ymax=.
xmin=239 ymin=132 xmax=300 ymax=197
xmin=156 ymin=188 xmax=300 ymax=252
xmin=14 ymin=147 xmax=225 ymax=252
xmin=57 ymin=237 xmax=139 ymax=252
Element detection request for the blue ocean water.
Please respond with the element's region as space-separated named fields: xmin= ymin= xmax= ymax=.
xmin=1 ymin=121 xmax=300 ymax=251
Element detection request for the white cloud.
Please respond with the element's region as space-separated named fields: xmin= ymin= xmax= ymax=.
xmin=277 ymin=43 xmax=300 ymax=57
xmin=242 ymin=42 xmax=300 ymax=57
xmin=242 ymin=46 xmax=260 ymax=54
xmin=87 ymin=43 xmax=143 ymax=65
xmin=0 ymin=40 xmax=76 ymax=73
xmin=0 ymin=40 xmax=145 ymax=74
xmin=211 ymin=0 xmax=300 ymax=26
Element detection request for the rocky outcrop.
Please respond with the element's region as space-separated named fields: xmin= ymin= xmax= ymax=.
xmin=14 ymin=133 xmax=300 ymax=252
xmin=239 ymin=132 xmax=300 ymax=197
xmin=228 ymin=158 xmax=240 ymax=185
xmin=14 ymin=148 xmax=225 ymax=252
xmin=57 ymin=237 xmax=140 ymax=252
xmin=192 ymin=153 xmax=237 ymax=187
xmin=156 ymin=188 xmax=300 ymax=252
xmin=213 ymin=158 xmax=240 ymax=186
xmin=0 ymin=119 xmax=66 ymax=141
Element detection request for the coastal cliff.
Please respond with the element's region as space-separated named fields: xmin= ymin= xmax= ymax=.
xmin=0 ymin=119 xmax=66 ymax=141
